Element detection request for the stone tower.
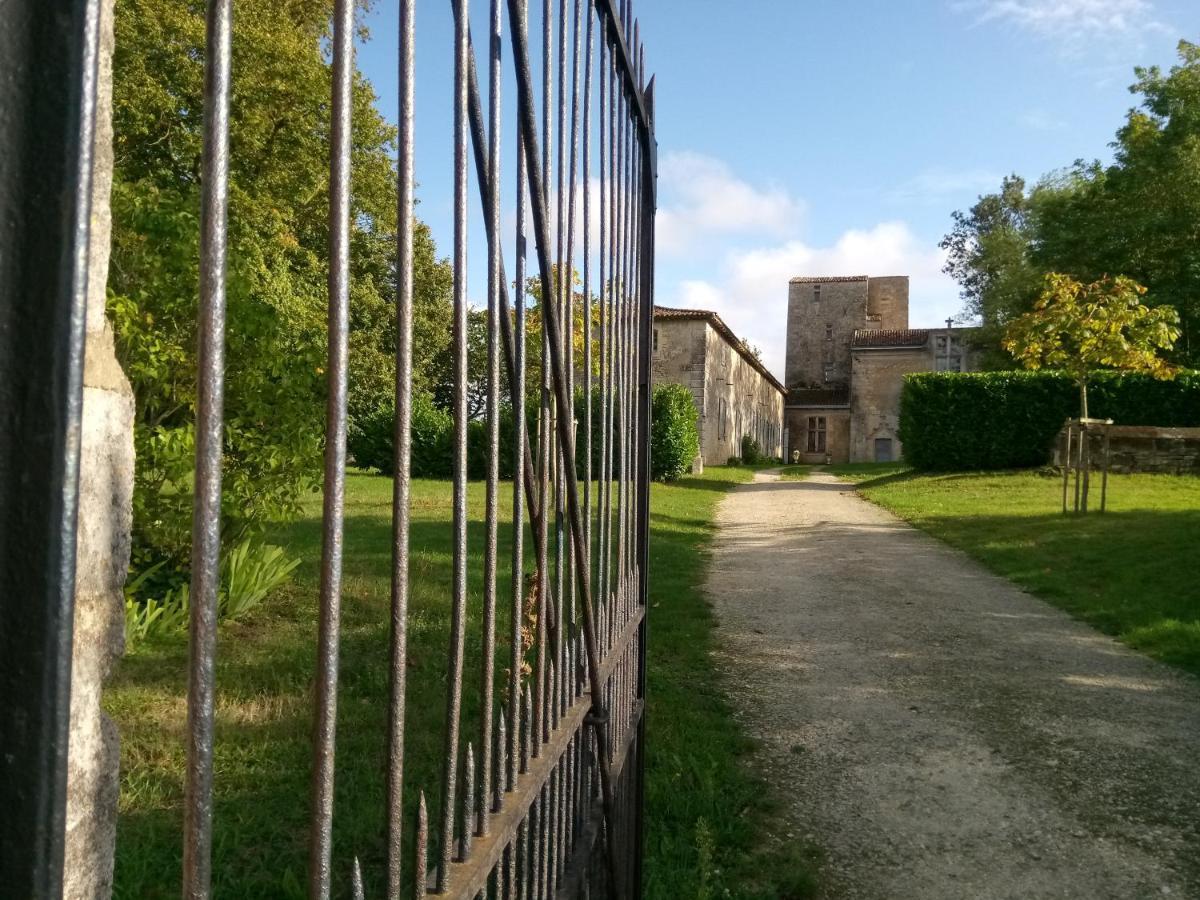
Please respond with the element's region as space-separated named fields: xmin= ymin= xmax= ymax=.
xmin=784 ymin=275 xmax=909 ymax=390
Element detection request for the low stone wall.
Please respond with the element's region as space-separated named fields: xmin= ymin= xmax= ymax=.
xmin=1054 ymin=425 xmax=1200 ymax=475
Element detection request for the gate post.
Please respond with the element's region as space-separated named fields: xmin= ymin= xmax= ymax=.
xmin=0 ymin=1 xmax=104 ymax=895
xmin=64 ymin=0 xmax=135 ymax=895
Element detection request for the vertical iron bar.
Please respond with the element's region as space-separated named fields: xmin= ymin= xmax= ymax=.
xmin=582 ymin=3 xmax=595 ymax=592
xmin=480 ymin=0 xmax=504 ymax=840
xmin=632 ymin=75 xmax=656 ymax=900
xmin=506 ymin=3 xmax=626 ymax=893
xmin=565 ymin=0 xmax=584 ymax=647
xmin=440 ymin=0 xmax=471 ymax=887
xmin=511 ymin=13 xmax=530 ymax=788
xmin=386 ymin=0 xmax=416 ymax=893
xmin=182 ymin=1 xmax=232 ymax=895
xmin=553 ymin=0 xmax=568 ymax=741
xmin=415 ymin=792 xmax=429 ymax=899
xmin=0 ymin=0 xmax=99 ymax=893
xmin=308 ymin=1 xmax=354 ymax=896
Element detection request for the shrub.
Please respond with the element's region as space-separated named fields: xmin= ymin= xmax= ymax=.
xmin=650 ymin=384 xmax=700 ymax=482
xmin=740 ymin=435 xmax=764 ymax=465
xmin=349 ymin=393 xmax=454 ymax=477
xmin=899 ymin=370 xmax=1200 ymax=471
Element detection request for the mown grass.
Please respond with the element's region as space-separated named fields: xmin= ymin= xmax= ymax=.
xmin=830 ymin=463 xmax=1200 ymax=676
xmin=105 ymin=468 xmax=816 ymax=898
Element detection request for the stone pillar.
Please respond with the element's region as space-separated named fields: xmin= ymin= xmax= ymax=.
xmin=65 ymin=0 xmax=133 ymax=896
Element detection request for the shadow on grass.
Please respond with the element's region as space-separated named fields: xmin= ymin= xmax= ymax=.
xmin=898 ymin=507 xmax=1200 ymax=676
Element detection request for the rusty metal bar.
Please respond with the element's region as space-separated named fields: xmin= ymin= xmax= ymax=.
xmin=436 ymin=606 xmax=643 ymax=897
xmin=0 ymin=0 xmax=100 ymax=893
xmin=439 ymin=0 xmax=473 ymax=887
xmin=386 ymin=0 xmax=417 ymax=891
xmin=182 ymin=1 xmax=232 ymax=895
xmin=307 ymin=1 xmax=355 ymax=896
xmin=503 ymin=6 xmax=628 ymax=893
xmin=632 ymin=75 xmax=656 ymax=896
xmin=479 ymin=0 xmax=505 ymax=840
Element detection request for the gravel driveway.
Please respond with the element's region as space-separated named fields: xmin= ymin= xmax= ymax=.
xmin=708 ymin=470 xmax=1200 ymax=899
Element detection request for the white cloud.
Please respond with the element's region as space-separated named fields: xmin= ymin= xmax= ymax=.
xmin=888 ymin=168 xmax=1003 ymax=204
xmin=955 ymin=0 xmax=1170 ymax=54
xmin=666 ymin=223 xmax=962 ymax=382
xmin=655 ymin=151 xmax=804 ymax=256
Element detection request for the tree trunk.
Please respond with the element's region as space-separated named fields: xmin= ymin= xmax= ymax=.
xmin=1079 ymin=380 xmax=1089 ymax=420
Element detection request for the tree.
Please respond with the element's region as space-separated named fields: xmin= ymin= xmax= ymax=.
xmin=1002 ymin=274 xmax=1181 ymax=419
xmin=942 ymin=40 xmax=1200 ymax=367
xmin=108 ymin=0 xmax=451 ymax=575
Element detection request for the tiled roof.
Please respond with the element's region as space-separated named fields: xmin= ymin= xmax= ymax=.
xmin=789 ymin=275 xmax=868 ymax=284
xmin=653 ymin=306 xmax=786 ymax=395
xmin=851 ymin=328 xmax=930 ymax=349
xmin=787 ymin=386 xmax=850 ymax=407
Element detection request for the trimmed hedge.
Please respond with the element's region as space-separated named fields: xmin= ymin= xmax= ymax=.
xmin=650 ymin=384 xmax=700 ymax=482
xmin=350 ymin=388 xmax=638 ymax=481
xmin=899 ymin=370 xmax=1200 ymax=471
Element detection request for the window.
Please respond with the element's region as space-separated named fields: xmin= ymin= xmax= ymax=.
xmin=653 ymin=328 xmax=659 ymax=353
xmin=719 ymin=398 xmax=728 ymax=440
xmin=812 ymin=283 xmax=821 ymax=303
xmin=825 ymin=323 xmax=833 ymax=340
xmin=823 ymin=365 xmax=834 ymax=383
xmin=806 ymin=416 xmax=827 ymax=453
xmin=935 ymin=334 xmax=964 ymax=372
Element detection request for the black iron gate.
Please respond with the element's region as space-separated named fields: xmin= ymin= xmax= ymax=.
xmin=0 ymin=0 xmax=656 ymax=896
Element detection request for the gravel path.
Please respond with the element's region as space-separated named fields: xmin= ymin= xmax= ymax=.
xmin=708 ymin=469 xmax=1200 ymax=900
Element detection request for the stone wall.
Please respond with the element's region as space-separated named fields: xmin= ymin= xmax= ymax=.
xmin=850 ymin=346 xmax=928 ymax=463
xmin=866 ymin=276 xmax=910 ymax=330
xmin=1054 ymin=425 xmax=1200 ymax=475
xmin=786 ymin=407 xmax=851 ymax=464
xmin=652 ymin=316 xmax=785 ymax=466
xmin=785 ymin=277 xmax=869 ymax=389
xmin=702 ymin=324 xmax=784 ymax=463
xmin=65 ymin=1 xmax=132 ymax=896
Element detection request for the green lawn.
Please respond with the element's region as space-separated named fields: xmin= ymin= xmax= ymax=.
xmin=831 ymin=464 xmax=1200 ymax=676
xmin=105 ymin=468 xmax=816 ymax=898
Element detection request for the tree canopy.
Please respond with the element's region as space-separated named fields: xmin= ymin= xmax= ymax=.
xmin=1003 ymin=273 xmax=1180 ymax=418
xmin=109 ymin=0 xmax=452 ymax=574
xmin=942 ymin=39 xmax=1200 ymax=368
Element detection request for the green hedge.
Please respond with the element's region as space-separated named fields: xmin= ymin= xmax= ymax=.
xmin=650 ymin=384 xmax=700 ymax=482
xmin=350 ymin=389 xmax=633 ymax=481
xmin=898 ymin=370 xmax=1200 ymax=471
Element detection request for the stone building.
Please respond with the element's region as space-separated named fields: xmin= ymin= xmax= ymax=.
xmin=652 ymin=306 xmax=786 ymax=466
xmin=784 ymin=275 xmax=979 ymax=464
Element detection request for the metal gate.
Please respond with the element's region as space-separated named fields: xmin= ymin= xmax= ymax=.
xmin=0 ymin=0 xmax=656 ymax=896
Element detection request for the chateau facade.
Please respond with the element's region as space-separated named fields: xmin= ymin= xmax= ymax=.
xmin=784 ymin=275 xmax=978 ymax=464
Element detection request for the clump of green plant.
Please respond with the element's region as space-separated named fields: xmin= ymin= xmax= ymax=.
xmin=650 ymin=383 xmax=700 ymax=482
xmin=124 ymin=539 xmax=299 ymax=646
xmin=740 ymin=434 xmax=764 ymax=465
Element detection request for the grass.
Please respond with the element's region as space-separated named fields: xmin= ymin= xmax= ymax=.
xmin=105 ymin=468 xmax=816 ymax=898
xmin=776 ymin=465 xmax=812 ymax=481
xmin=828 ymin=463 xmax=1200 ymax=676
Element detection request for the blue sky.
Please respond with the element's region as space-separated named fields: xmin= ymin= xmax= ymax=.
xmin=356 ymin=0 xmax=1200 ymax=379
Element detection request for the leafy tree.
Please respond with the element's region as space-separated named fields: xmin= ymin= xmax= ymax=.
xmin=108 ymin=0 xmax=451 ymax=575
xmin=943 ymin=40 xmax=1200 ymax=367
xmin=1002 ymin=274 xmax=1181 ymax=419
